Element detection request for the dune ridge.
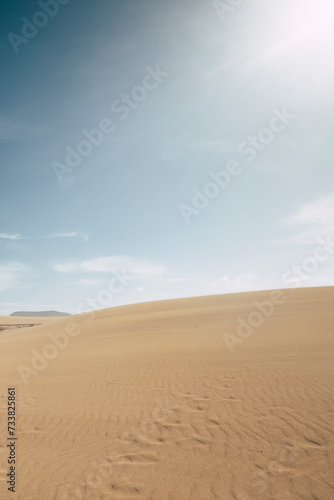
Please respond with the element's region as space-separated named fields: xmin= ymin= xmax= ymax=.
xmin=0 ymin=287 xmax=333 ymax=499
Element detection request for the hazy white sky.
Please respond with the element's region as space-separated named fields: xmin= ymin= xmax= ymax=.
xmin=1 ymin=0 xmax=334 ymax=314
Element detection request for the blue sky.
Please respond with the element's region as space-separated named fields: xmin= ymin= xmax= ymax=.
xmin=1 ymin=0 xmax=334 ymax=315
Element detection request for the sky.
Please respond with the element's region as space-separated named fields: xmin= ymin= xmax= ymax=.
xmin=0 ymin=0 xmax=334 ymax=315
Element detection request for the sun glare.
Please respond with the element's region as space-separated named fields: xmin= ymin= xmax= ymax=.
xmin=280 ymin=0 xmax=334 ymax=50
xmin=242 ymin=0 xmax=334 ymax=96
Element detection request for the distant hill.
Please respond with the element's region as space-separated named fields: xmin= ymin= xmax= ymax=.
xmin=10 ymin=311 xmax=72 ymax=318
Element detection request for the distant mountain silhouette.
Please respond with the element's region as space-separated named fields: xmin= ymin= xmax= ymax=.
xmin=10 ymin=311 xmax=72 ymax=318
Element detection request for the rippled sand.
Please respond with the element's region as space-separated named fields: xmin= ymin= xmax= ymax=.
xmin=0 ymin=287 xmax=333 ymax=499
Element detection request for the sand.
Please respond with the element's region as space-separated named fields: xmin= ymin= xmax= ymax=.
xmin=0 ymin=287 xmax=333 ymax=500
xmin=0 ymin=317 xmax=53 ymax=335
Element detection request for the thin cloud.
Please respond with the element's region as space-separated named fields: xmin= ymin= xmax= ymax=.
xmin=208 ymin=272 xmax=260 ymax=293
xmin=284 ymin=195 xmax=334 ymax=227
xmin=0 ymin=262 xmax=31 ymax=292
xmin=0 ymin=233 xmax=24 ymax=240
xmin=51 ymin=256 xmax=165 ymax=279
xmin=277 ymin=195 xmax=334 ymax=245
xmin=0 ymin=231 xmax=89 ymax=242
xmin=47 ymin=232 xmax=90 ymax=242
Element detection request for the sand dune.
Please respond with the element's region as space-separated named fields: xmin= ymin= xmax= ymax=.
xmin=0 ymin=316 xmax=54 ymax=325
xmin=0 ymin=287 xmax=333 ymax=499
xmin=0 ymin=316 xmax=54 ymax=335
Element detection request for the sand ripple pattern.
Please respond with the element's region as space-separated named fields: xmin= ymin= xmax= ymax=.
xmin=0 ymin=288 xmax=333 ymax=499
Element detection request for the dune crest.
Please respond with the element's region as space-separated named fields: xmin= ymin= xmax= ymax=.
xmin=0 ymin=287 xmax=333 ymax=499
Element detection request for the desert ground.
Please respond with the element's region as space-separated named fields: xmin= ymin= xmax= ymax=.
xmin=0 ymin=317 xmax=53 ymax=335
xmin=0 ymin=287 xmax=333 ymax=500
